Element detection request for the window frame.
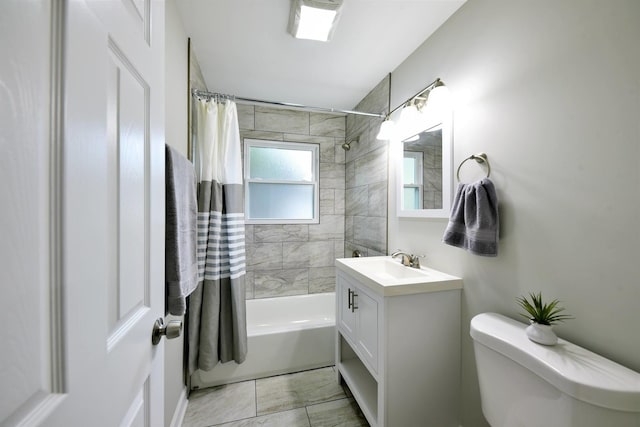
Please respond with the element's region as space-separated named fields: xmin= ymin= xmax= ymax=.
xmin=403 ymin=150 xmax=424 ymax=210
xmin=244 ymin=138 xmax=320 ymax=225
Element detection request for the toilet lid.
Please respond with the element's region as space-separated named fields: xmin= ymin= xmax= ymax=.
xmin=470 ymin=312 xmax=640 ymax=412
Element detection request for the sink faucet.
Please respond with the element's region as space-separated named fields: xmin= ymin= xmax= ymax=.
xmin=391 ymin=251 xmax=424 ymax=269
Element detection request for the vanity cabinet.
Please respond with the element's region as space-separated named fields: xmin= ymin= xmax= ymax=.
xmin=335 ymin=258 xmax=463 ymax=427
xmin=337 ymin=274 xmax=378 ymax=374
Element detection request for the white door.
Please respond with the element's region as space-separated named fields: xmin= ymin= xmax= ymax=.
xmin=0 ymin=1 xmax=166 ymax=426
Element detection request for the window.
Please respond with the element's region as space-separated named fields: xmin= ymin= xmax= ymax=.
xmin=244 ymin=139 xmax=319 ymax=224
xmin=403 ymin=151 xmax=424 ymax=210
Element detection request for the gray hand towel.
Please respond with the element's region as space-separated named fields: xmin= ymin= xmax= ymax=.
xmin=165 ymin=145 xmax=198 ymax=315
xmin=442 ymin=178 xmax=499 ymax=256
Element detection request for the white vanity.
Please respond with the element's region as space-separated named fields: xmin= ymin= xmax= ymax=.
xmin=335 ymin=256 xmax=463 ymax=427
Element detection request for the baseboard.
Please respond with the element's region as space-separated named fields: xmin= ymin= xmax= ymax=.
xmin=169 ymin=387 xmax=188 ymax=427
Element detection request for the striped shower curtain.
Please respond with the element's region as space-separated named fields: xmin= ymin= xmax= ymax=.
xmin=187 ymin=97 xmax=247 ymax=374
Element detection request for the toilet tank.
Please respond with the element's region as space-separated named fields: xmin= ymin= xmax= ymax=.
xmin=470 ymin=313 xmax=640 ymax=427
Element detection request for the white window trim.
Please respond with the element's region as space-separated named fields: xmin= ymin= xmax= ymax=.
xmin=244 ymin=138 xmax=320 ymax=225
xmin=403 ymin=151 xmax=424 ymax=210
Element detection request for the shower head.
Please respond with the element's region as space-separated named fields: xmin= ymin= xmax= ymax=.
xmin=341 ymin=136 xmax=358 ymax=151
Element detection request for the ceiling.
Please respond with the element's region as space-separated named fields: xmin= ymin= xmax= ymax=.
xmin=175 ymin=0 xmax=466 ymax=111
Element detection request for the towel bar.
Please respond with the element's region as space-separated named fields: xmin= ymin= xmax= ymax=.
xmin=456 ymin=153 xmax=491 ymax=181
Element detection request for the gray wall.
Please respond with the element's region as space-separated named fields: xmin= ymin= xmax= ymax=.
xmin=238 ymin=106 xmax=346 ymax=298
xmin=345 ymin=76 xmax=390 ymax=256
xmin=387 ymin=1 xmax=640 ymax=425
xmin=164 ymin=0 xmax=188 ymax=425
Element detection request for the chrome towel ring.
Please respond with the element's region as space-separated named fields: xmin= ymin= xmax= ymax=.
xmin=456 ymin=152 xmax=491 ymax=182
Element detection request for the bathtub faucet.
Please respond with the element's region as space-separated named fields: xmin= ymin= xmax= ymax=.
xmin=391 ymin=250 xmax=424 ymax=269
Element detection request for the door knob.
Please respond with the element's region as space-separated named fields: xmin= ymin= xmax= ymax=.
xmin=152 ymin=318 xmax=182 ymax=345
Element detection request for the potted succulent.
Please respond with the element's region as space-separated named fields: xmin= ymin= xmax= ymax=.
xmin=516 ymin=292 xmax=573 ymax=345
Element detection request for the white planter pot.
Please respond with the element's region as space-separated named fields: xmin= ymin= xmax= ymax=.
xmin=525 ymin=322 xmax=557 ymax=345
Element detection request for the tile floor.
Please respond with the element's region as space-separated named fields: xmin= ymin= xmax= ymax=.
xmin=182 ymin=367 xmax=369 ymax=427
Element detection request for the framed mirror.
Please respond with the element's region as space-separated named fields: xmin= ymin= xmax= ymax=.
xmin=395 ymin=111 xmax=452 ymax=218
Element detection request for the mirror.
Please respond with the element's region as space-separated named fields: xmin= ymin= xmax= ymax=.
xmin=396 ymin=112 xmax=452 ymax=218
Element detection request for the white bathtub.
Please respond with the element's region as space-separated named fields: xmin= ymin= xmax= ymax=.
xmin=191 ymin=292 xmax=336 ymax=389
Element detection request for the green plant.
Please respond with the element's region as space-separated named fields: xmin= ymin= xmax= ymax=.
xmin=516 ymin=292 xmax=573 ymax=325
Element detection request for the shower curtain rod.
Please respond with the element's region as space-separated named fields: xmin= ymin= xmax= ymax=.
xmin=191 ymin=89 xmax=386 ymax=119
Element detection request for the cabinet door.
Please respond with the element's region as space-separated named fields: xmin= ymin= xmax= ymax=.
xmin=337 ymin=275 xmax=356 ymax=342
xmin=355 ymin=289 xmax=378 ymax=373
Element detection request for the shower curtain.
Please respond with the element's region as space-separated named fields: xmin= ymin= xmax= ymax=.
xmin=187 ymin=97 xmax=247 ymax=375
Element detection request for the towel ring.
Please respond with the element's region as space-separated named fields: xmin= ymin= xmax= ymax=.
xmin=456 ymin=153 xmax=491 ymax=181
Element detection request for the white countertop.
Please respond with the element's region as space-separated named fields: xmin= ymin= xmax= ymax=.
xmin=335 ymin=256 xmax=463 ymax=297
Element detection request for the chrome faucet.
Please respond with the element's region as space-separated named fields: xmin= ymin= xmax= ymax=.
xmin=391 ymin=250 xmax=424 ymax=269
xmin=391 ymin=251 xmax=412 ymax=266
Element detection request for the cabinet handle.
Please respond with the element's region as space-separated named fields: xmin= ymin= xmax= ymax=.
xmin=348 ymin=288 xmax=353 ymax=309
xmin=351 ymin=292 xmax=358 ymax=312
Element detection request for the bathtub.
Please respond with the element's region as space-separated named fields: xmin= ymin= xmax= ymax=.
xmin=191 ymin=292 xmax=336 ymax=389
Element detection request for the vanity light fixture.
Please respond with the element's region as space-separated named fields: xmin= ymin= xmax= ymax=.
xmin=399 ymin=99 xmax=422 ymax=131
xmin=376 ymin=78 xmax=449 ymax=140
xmin=422 ymin=80 xmax=450 ymax=121
xmin=288 ymin=0 xmax=344 ymax=42
xmin=376 ymin=117 xmax=396 ymax=140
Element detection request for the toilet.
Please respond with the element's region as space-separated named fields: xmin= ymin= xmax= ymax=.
xmin=470 ymin=313 xmax=640 ymax=427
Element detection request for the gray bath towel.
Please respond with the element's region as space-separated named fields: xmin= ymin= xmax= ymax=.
xmin=442 ymin=178 xmax=499 ymax=256
xmin=165 ymin=145 xmax=199 ymax=315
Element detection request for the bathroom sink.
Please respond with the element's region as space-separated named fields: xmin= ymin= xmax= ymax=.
xmin=335 ymin=256 xmax=462 ymax=296
xmin=351 ymin=257 xmax=432 ymax=280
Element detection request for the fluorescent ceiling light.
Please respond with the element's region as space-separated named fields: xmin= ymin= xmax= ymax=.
xmin=297 ymin=6 xmax=336 ymax=41
xmin=288 ymin=0 xmax=343 ymax=42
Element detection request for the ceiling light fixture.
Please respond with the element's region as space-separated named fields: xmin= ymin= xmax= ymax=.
xmin=288 ymin=0 xmax=344 ymax=42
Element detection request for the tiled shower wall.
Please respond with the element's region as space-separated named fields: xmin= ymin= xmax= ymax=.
xmin=345 ymin=76 xmax=390 ymax=256
xmin=237 ymin=105 xmax=346 ymax=299
xmin=423 ymin=142 xmax=443 ymax=209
